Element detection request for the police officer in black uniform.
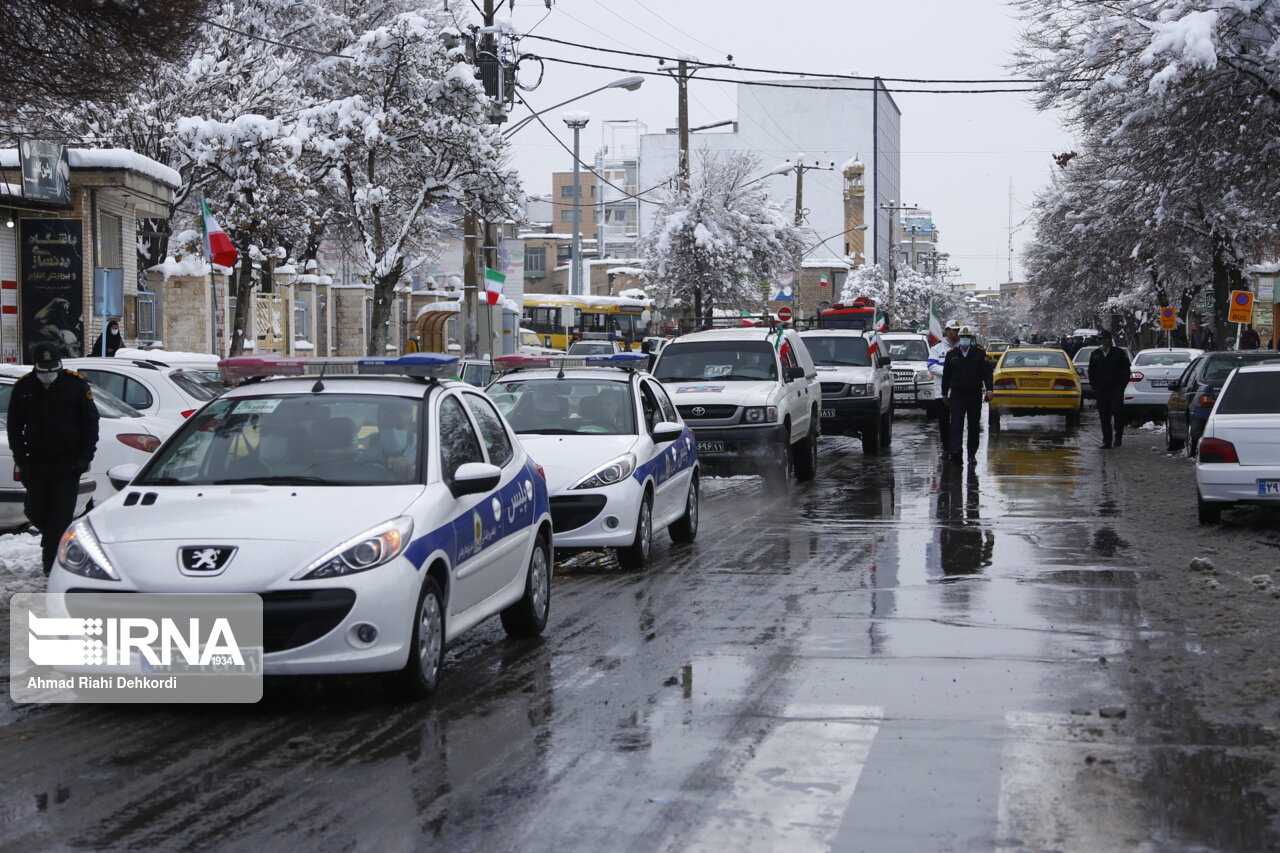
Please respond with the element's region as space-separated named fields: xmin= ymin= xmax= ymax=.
xmin=941 ymin=326 xmax=993 ymax=464
xmin=1087 ymin=329 xmax=1131 ymax=448
xmin=7 ymin=341 xmax=99 ymax=574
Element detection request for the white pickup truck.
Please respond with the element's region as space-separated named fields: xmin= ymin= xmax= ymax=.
xmin=652 ymin=327 xmax=822 ymax=486
xmin=799 ymin=328 xmax=895 ymax=454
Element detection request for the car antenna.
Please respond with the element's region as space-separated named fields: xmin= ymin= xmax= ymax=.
xmin=311 ymin=361 xmax=327 ymax=393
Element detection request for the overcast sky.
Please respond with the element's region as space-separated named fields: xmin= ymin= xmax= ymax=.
xmin=493 ymin=0 xmax=1074 ymax=289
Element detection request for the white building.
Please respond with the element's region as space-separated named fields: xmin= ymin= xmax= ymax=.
xmin=637 ymin=78 xmax=902 ymax=263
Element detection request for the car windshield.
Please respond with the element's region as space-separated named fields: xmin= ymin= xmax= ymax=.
xmin=803 ymin=335 xmax=871 ymax=367
xmin=0 ymin=379 xmax=142 ymax=419
xmin=1134 ymin=351 xmax=1193 ymax=367
xmin=459 ymin=362 xmax=494 ymax=387
xmin=1204 ymin=353 xmax=1280 ymax=382
xmin=886 ymin=339 xmax=929 ymax=361
xmin=988 ymin=342 xmax=1009 ymax=353
xmin=169 ymin=368 xmax=228 ymax=401
xmin=136 ymin=393 xmax=423 ymax=486
xmin=1001 ymin=351 xmax=1070 ymax=370
xmin=568 ymin=342 xmax=614 ymax=355
xmin=653 ymin=340 xmax=778 ymax=382
xmin=1073 ymin=347 xmax=1097 ymax=364
xmin=1216 ymin=372 xmax=1280 ymax=414
xmin=490 ymin=379 xmax=634 ymax=435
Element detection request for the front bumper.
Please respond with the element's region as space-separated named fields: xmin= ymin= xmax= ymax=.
xmin=819 ymin=396 xmax=880 ymax=435
xmin=690 ymin=423 xmax=788 ymax=475
xmin=550 ymin=479 xmax=644 ymax=549
xmin=1197 ymin=463 xmax=1280 ymax=506
xmin=50 ymin=558 xmax=423 ymax=676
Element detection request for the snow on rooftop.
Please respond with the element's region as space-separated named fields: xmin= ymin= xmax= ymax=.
xmin=415 ymin=301 xmax=460 ymax=319
xmin=0 ymin=148 xmax=181 ymax=189
xmin=802 ymin=258 xmax=852 ymax=269
xmin=150 ymin=255 xmax=211 ymax=278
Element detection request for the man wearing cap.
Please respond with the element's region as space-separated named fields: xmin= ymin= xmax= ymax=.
xmin=927 ymin=319 xmax=962 ymax=455
xmin=1087 ymin=329 xmax=1131 ymax=449
xmin=7 ymin=341 xmax=99 ymax=574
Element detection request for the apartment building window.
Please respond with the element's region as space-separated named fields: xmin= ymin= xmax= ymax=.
xmin=560 ymin=185 xmax=578 ymax=198
xmin=525 ymin=246 xmax=546 ymax=275
xmin=561 ymin=210 xmax=579 ymax=223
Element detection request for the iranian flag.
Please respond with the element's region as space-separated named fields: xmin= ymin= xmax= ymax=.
xmin=199 ymin=198 xmax=238 ymax=269
xmin=484 ymin=267 xmax=505 ymax=306
xmin=927 ymin=300 xmax=944 ymax=345
xmin=865 ymin=309 xmax=887 ymax=358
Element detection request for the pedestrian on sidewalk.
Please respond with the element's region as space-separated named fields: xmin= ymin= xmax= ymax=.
xmin=6 ymin=342 xmax=99 ymax=574
xmin=928 ymin=319 xmax=962 ymax=456
xmin=1239 ymin=326 xmax=1261 ymax=350
xmin=90 ymin=319 xmax=124 ymax=357
xmin=1087 ymin=329 xmax=1131 ymax=449
xmin=941 ymin=326 xmax=993 ymax=464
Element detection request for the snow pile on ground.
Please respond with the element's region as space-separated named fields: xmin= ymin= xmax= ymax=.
xmin=0 ymin=533 xmax=45 ymax=602
xmin=1139 ymin=421 xmax=1165 ymax=432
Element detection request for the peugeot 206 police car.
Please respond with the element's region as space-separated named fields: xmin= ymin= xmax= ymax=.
xmin=488 ymin=354 xmax=698 ymax=569
xmin=47 ymin=354 xmax=553 ymax=699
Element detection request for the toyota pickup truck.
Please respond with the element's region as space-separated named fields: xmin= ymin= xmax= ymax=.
xmin=800 ymin=328 xmax=894 ymax=454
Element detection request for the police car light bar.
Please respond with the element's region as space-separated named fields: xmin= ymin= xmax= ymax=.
xmin=584 ymin=353 xmax=648 ymax=366
xmin=219 ymin=356 xmax=308 ymax=382
xmin=357 ymin=353 xmax=460 ymax=377
xmin=493 ymin=353 xmax=648 ymax=373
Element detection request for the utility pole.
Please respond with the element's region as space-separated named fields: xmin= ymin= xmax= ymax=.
xmin=879 ymin=201 xmax=919 ymax=326
xmin=677 ymin=59 xmax=689 ymax=191
xmin=788 ymin=159 xmax=835 ymax=321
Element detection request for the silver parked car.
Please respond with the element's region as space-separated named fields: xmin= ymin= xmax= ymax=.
xmin=1124 ymin=347 xmax=1203 ymax=422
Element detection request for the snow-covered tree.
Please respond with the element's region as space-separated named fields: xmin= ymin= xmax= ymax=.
xmin=641 ymin=151 xmax=806 ymax=327
xmin=838 ymin=263 xmax=960 ymax=329
xmin=299 ymin=7 xmax=518 ymax=355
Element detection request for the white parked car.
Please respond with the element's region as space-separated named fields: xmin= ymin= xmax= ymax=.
xmin=0 ymin=422 xmax=94 ymax=532
xmin=1072 ymin=345 xmax=1132 ymax=399
xmin=518 ymin=328 xmax=564 ymax=357
xmin=49 ymin=354 xmax=554 ymax=698
xmin=1194 ymin=363 xmax=1280 ymax=524
xmin=489 ymin=353 xmax=698 ymax=569
xmin=880 ymin=332 xmax=935 ymax=410
xmin=64 ymin=356 xmax=227 ymax=427
xmin=0 ymin=369 xmax=171 ymax=508
xmin=1124 ymin=347 xmax=1203 ymax=422
xmin=652 ymin=327 xmax=821 ymax=485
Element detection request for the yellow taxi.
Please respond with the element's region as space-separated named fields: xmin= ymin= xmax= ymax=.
xmin=988 ymin=346 xmax=1082 ymax=430
xmin=985 ymin=340 xmax=1010 ymax=364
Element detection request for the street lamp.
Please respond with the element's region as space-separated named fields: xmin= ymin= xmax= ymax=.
xmin=504 ymin=76 xmax=644 ymax=137
xmin=564 ymin=111 xmax=591 ymax=298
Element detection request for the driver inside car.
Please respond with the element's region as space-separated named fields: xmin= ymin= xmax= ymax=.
xmin=361 ymin=404 xmax=419 ymax=478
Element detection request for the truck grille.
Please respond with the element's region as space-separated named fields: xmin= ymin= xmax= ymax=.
xmin=677 ymin=404 xmax=738 ymax=420
xmin=893 ymin=369 xmax=916 ymax=384
xmin=820 ymin=382 xmax=848 ymax=396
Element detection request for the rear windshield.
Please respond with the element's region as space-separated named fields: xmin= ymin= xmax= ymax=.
xmin=1204 ymin=353 xmax=1280 ymax=382
xmin=654 ymin=340 xmax=778 ymax=382
xmin=802 ymin=335 xmax=870 ymax=367
xmin=1217 ymin=372 xmax=1280 ymax=414
xmin=1133 ymin=351 xmax=1193 ymax=367
xmin=1001 ymin=351 xmax=1070 ymax=370
xmin=170 ymin=369 xmax=228 ymax=401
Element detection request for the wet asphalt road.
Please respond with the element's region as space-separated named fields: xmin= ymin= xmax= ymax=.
xmin=0 ymin=413 xmax=1269 ymax=852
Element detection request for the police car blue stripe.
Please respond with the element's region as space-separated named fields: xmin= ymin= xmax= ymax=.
xmin=631 ymin=428 xmax=696 ymax=487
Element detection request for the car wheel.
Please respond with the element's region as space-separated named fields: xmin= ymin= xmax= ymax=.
xmin=618 ymin=492 xmax=653 ymax=570
xmin=1188 ymin=422 xmax=1204 ymax=457
xmin=764 ymin=438 xmax=795 ymax=487
xmin=1197 ymin=493 xmax=1223 ymax=525
xmin=988 ymin=408 xmax=1001 ymax=433
xmin=392 ymin=576 xmax=446 ymax=699
xmin=794 ymin=420 xmax=818 ymax=482
xmin=1166 ymin=423 xmax=1184 ymax=453
xmin=669 ymin=476 xmax=699 ymax=543
xmin=501 ymin=534 xmax=551 ymax=638
xmin=860 ymin=412 xmax=882 ymax=454
xmin=881 ymin=406 xmax=894 ymax=447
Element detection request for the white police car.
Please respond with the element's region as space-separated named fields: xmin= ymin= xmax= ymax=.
xmin=488 ymin=354 xmax=698 ymax=569
xmin=47 ymin=354 xmax=553 ymax=699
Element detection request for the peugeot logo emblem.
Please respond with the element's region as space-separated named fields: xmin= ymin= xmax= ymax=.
xmin=691 ymin=406 xmax=706 ymax=417
xmin=179 ymin=546 xmax=237 ymax=575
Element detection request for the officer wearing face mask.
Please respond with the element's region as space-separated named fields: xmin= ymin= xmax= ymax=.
xmin=940 ymin=326 xmax=993 ymax=464
xmin=364 ymin=404 xmax=418 ymax=478
xmin=7 ymin=341 xmax=100 ymax=574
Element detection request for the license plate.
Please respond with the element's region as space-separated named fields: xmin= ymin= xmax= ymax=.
xmin=821 ymin=409 xmax=836 ymax=418
xmin=1259 ymin=480 xmax=1280 ymax=496
xmin=144 ymin=647 xmax=263 ymax=675
xmin=1150 ymin=379 xmax=1171 ymax=388
xmin=696 ymin=441 xmax=725 ymax=453
xmin=1020 ymin=379 xmax=1051 ymax=389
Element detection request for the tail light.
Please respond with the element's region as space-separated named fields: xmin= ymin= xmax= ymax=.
xmin=1198 ymin=437 xmax=1239 ymax=464
xmin=13 ymin=466 xmax=20 ymax=483
xmin=534 ymin=463 xmax=546 ymax=481
xmin=181 ymin=409 xmax=197 ymax=419
xmin=117 ymin=433 xmax=163 ymax=453
xmin=1129 ymin=371 xmax=1143 ymax=382
xmin=994 ymin=377 xmax=1016 ymax=389
xmin=1197 ymin=394 xmax=1216 ymax=409
xmin=1053 ymin=378 xmax=1076 ymax=390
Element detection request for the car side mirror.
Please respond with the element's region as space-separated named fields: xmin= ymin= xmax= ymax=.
xmin=652 ymin=421 xmax=684 ymax=443
xmin=108 ymin=463 xmax=141 ymax=491
xmin=784 ymin=366 xmax=806 ymax=381
xmin=879 ymin=355 xmax=892 ymax=367
xmin=451 ymin=462 xmax=502 ymax=496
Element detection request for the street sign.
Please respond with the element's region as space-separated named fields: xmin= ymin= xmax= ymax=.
xmin=1228 ymin=290 xmax=1254 ymax=324
xmin=777 ymin=306 xmax=793 ymax=323
xmin=1259 ymin=278 xmax=1275 ymax=302
xmin=1159 ymin=306 xmax=1176 ymax=330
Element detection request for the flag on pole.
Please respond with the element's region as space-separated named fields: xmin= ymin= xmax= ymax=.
xmin=773 ymin=323 xmax=791 ymax=359
xmin=484 ymin=267 xmax=506 ymax=306
xmin=866 ymin=309 xmax=886 ymax=358
xmin=927 ymin=300 xmax=944 ymax=345
xmin=199 ymin=198 xmax=238 ymax=269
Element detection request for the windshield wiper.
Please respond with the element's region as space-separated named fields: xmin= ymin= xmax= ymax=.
xmin=213 ymin=475 xmax=335 ymax=485
xmin=136 ymin=476 xmax=191 ymax=486
xmin=518 ymin=428 xmax=580 ymax=435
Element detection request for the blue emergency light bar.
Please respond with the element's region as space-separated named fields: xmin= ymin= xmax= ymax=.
xmin=584 ymin=353 xmax=649 ymax=366
xmin=493 ymin=352 xmax=649 ymax=373
xmin=357 ymin=353 xmax=460 ymax=377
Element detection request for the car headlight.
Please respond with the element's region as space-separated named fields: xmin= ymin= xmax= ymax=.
xmin=295 ymin=516 xmax=414 ymax=580
xmin=58 ymin=519 xmax=119 ymax=581
xmin=848 ymin=384 xmax=875 ymax=397
xmin=571 ymin=452 xmax=637 ymax=490
xmin=915 ymin=370 xmax=932 ymax=383
xmin=742 ymin=406 xmax=778 ymax=424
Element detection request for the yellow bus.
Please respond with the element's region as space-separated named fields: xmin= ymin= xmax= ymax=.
xmin=522 ymin=293 xmax=652 ymax=350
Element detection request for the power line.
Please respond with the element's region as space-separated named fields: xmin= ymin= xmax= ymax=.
xmin=522 ymin=33 xmax=1046 ymax=85
xmin=195 ymin=17 xmax=355 ymax=59
xmin=528 ymin=54 xmax=1045 ymax=95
